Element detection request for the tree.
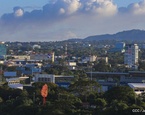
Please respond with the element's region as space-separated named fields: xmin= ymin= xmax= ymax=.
xmin=104 ymin=86 xmax=135 ymax=104
xmin=138 ymin=61 xmax=145 ymax=71
xmin=69 ymin=79 xmax=101 ymax=102
xmin=20 ymin=89 xmax=29 ymax=97
xmin=110 ymin=100 xmax=128 ymax=111
xmin=13 ymin=97 xmax=33 ymax=106
xmin=95 ymin=98 xmax=107 ymax=109
xmin=93 ymin=60 xmax=112 ymax=72
xmin=0 ymin=97 xmax=3 ymax=103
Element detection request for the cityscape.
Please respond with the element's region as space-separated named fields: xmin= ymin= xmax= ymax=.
xmin=1 ymin=0 xmax=145 ymax=115
xmin=1 ymin=39 xmax=145 ymax=114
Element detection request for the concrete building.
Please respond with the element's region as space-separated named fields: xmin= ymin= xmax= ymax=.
xmin=0 ymin=42 xmax=7 ymax=59
xmin=86 ymin=71 xmax=145 ymax=92
xmin=6 ymin=76 xmax=29 ymax=90
xmin=34 ymin=74 xmax=74 ymax=88
xmin=124 ymin=44 xmax=139 ymax=68
xmin=128 ymin=83 xmax=145 ymax=95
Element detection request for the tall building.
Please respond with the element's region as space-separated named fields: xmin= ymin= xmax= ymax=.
xmin=124 ymin=44 xmax=139 ymax=68
xmin=0 ymin=42 xmax=7 ymax=59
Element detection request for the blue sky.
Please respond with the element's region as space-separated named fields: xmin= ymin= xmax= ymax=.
xmin=0 ymin=0 xmax=144 ymax=41
xmin=0 ymin=0 xmax=141 ymax=16
xmin=0 ymin=0 xmax=48 ymax=16
xmin=114 ymin=0 xmax=141 ymax=7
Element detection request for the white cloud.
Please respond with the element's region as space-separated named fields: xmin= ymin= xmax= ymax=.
xmin=59 ymin=8 xmax=65 ymax=14
xmin=14 ymin=8 xmax=24 ymax=17
xmin=13 ymin=7 xmax=24 ymax=17
xmin=43 ymin=0 xmax=117 ymax=16
xmin=1 ymin=0 xmax=145 ymax=42
xmin=80 ymin=0 xmax=117 ymax=16
xmin=128 ymin=0 xmax=145 ymax=15
xmin=43 ymin=0 xmax=81 ymax=16
xmin=67 ymin=0 xmax=81 ymax=14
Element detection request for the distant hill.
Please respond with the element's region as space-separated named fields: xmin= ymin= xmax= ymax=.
xmin=66 ymin=38 xmax=82 ymax=42
xmin=84 ymin=29 xmax=145 ymax=41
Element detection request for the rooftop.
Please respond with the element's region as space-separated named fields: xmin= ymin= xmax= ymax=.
xmin=128 ymin=83 xmax=145 ymax=89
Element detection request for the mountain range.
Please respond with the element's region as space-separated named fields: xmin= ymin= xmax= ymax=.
xmin=68 ymin=29 xmax=145 ymax=41
xmin=83 ymin=29 xmax=145 ymax=41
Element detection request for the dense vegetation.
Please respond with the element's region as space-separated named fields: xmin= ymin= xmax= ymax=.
xmin=0 ymin=81 xmax=145 ymax=115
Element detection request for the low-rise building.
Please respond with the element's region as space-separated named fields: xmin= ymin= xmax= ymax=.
xmin=128 ymin=83 xmax=145 ymax=95
xmin=86 ymin=71 xmax=145 ymax=92
xmin=33 ymin=74 xmax=74 ymax=88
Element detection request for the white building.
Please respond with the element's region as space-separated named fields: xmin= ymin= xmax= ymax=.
xmin=128 ymin=83 xmax=145 ymax=95
xmin=124 ymin=44 xmax=139 ymax=68
xmin=6 ymin=76 xmax=29 ymax=90
xmin=33 ymin=74 xmax=74 ymax=84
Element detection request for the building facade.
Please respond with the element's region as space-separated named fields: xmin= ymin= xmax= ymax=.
xmin=87 ymin=71 xmax=145 ymax=92
xmin=124 ymin=44 xmax=139 ymax=68
xmin=34 ymin=74 xmax=74 ymax=88
xmin=0 ymin=42 xmax=7 ymax=59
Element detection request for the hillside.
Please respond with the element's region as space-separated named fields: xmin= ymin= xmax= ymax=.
xmin=84 ymin=29 xmax=145 ymax=41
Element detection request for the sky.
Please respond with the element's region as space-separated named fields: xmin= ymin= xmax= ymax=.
xmin=0 ymin=0 xmax=144 ymax=42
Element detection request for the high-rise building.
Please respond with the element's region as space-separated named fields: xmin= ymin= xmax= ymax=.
xmin=124 ymin=44 xmax=139 ymax=68
xmin=0 ymin=42 xmax=7 ymax=59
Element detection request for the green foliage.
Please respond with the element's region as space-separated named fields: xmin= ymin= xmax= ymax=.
xmin=20 ymin=89 xmax=29 ymax=97
xmin=104 ymin=86 xmax=135 ymax=104
xmin=69 ymin=79 xmax=100 ymax=97
xmin=44 ymin=64 xmax=71 ymax=75
xmin=1 ymin=81 xmax=145 ymax=115
xmin=138 ymin=61 xmax=145 ymax=71
xmin=93 ymin=60 xmax=112 ymax=72
xmin=0 ymin=97 xmax=3 ymax=103
xmin=95 ymin=98 xmax=107 ymax=108
xmin=12 ymin=105 xmax=38 ymax=115
xmin=13 ymin=97 xmax=33 ymax=106
xmin=110 ymin=100 xmax=128 ymax=111
xmin=0 ymin=86 xmax=22 ymax=101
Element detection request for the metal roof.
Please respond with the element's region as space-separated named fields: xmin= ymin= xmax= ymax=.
xmin=86 ymin=72 xmax=128 ymax=75
xmin=128 ymin=83 xmax=145 ymax=89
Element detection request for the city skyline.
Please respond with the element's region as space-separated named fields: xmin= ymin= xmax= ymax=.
xmin=0 ymin=0 xmax=144 ymax=42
